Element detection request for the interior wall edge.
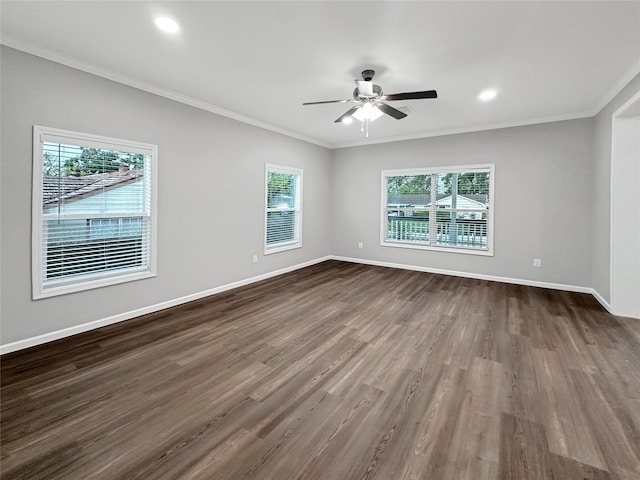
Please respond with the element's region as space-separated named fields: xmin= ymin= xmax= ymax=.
xmin=591 ymin=287 xmax=612 ymax=313
xmin=0 ymin=255 xmax=332 ymax=355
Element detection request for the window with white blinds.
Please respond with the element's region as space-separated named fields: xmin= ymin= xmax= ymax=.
xmin=265 ymin=164 xmax=302 ymax=254
xmin=381 ymin=164 xmax=494 ymax=255
xmin=32 ymin=126 xmax=157 ymax=299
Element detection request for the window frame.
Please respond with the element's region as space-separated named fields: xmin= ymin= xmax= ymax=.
xmin=32 ymin=125 xmax=158 ymax=299
xmin=264 ymin=163 xmax=303 ymax=255
xmin=380 ymin=164 xmax=495 ymax=256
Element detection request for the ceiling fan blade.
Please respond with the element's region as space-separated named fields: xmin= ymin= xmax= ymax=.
xmin=303 ymin=99 xmax=351 ymax=105
xmin=334 ymin=106 xmax=360 ymax=123
xmin=384 ymin=90 xmax=438 ymax=101
xmin=377 ymin=102 xmax=408 ymax=120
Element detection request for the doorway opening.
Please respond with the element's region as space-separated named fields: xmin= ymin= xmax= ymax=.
xmin=610 ymin=91 xmax=640 ymax=319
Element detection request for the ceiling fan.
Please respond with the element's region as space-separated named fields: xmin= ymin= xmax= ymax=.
xmin=303 ymin=69 xmax=437 ymax=136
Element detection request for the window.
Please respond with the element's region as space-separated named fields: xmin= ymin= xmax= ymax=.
xmin=265 ymin=164 xmax=302 ymax=254
xmin=32 ymin=126 xmax=157 ymax=298
xmin=89 ymin=218 xmax=143 ymax=240
xmin=381 ymin=164 xmax=494 ymax=255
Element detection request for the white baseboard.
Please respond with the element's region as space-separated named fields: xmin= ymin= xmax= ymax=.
xmin=2 ymin=255 xmax=610 ymax=355
xmin=329 ymin=256 xmax=593 ymax=294
xmin=590 ymin=288 xmax=612 ymax=313
xmin=0 ymin=256 xmax=331 ymax=355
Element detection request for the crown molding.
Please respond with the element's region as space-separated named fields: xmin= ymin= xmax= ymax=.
xmin=592 ymin=57 xmax=640 ymax=116
xmin=0 ymin=36 xmax=332 ymax=149
xmin=330 ymin=110 xmax=595 ymax=149
xmin=3 ymin=33 xmax=638 ymax=151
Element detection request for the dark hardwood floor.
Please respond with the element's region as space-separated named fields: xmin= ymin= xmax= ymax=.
xmin=2 ymin=260 xmax=639 ymax=479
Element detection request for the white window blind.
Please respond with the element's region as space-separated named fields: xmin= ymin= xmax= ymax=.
xmin=265 ymin=164 xmax=302 ymax=254
xmin=381 ymin=165 xmax=494 ymax=255
xmin=32 ymin=126 xmax=157 ymax=298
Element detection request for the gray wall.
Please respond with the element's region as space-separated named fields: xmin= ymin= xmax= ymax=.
xmin=330 ymin=119 xmax=594 ymax=287
xmin=2 ymin=45 xmax=637 ymax=348
xmin=0 ymin=47 xmax=332 ymax=345
xmin=591 ymin=72 xmax=640 ymax=304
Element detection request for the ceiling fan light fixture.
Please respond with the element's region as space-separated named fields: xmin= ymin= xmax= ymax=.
xmin=353 ymin=103 xmax=383 ymax=121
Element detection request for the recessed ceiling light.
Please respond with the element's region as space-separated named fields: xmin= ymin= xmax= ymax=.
xmin=478 ymin=89 xmax=497 ymax=102
xmin=155 ymin=17 xmax=180 ymax=34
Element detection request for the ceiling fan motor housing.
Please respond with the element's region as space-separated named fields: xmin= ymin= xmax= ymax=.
xmin=353 ymin=84 xmax=383 ymax=100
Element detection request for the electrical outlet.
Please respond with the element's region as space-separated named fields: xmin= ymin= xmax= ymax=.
xmin=358 ymin=242 xmax=363 ymax=249
xmin=533 ymin=258 xmax=541 ymax=267
xmin=252 ymin=254 xmax=258 ymax=264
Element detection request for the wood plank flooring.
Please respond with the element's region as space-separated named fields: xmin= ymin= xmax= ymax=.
xmin=1 ymin=260 xmax=639 ymax=479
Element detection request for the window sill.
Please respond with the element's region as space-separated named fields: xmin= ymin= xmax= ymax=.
xmin=380 ymin=240 xmax=493 ymax=256
xmin=34 ymin=269 xmax=156 ymax=299
xmin=264 ymin=242 xmax=302 ymax=255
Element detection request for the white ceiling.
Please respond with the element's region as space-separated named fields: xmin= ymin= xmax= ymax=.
xmin=2 ymin=1 xmax=640 ymax=148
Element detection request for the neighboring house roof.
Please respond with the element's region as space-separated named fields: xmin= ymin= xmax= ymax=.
xmin=388 ymin=194 xmax=431 ymax=205
xmin=436 ymin=194 xmax=488 ymax=208
xmin=43 ymin=169 xmax=143 ymax=207
xmin=452 ymin=194 xmax=489 ymax=205
xmin=388 ymin=193 xmax=489 ymax=206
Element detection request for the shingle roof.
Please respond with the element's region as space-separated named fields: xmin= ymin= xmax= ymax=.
xmin=438 ymin=194 xmax=489 ymax=205
xmin=43 ymin=170 xmax=143 ymax=207
xmin=388 ymin=194 xmax=431 ymax=205
xmin=388 ymin=193 xmax=489 ymax=205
